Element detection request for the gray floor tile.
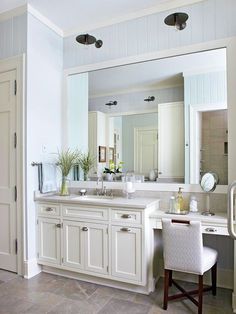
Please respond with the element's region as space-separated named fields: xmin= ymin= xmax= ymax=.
xmin=0 ymin=269 xmax=18 ymax=282
xmin=98 ymin=298 xmax=151 ymax=314
xmin=0 ymin=270 xmax=233 ymax=314
xmin=48 ymin=298 xmax=97 ymax=314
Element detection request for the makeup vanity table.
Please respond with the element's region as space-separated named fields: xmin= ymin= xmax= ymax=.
xmin=35 ymin=193 xmax=228 ymax=295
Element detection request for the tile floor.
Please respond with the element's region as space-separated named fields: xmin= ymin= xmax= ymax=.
xmin=0 ymin=269 xmax=233 ymax=314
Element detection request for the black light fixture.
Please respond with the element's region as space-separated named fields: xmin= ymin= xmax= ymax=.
xmin=164 ymin=12 xmax=189 ymax=30
xmin=76 ymin=34 xmax=103 ymax=48
xmin=105 ymin=101 xmax=117 ymax=108
xmin=144 ymin=96 xmax=155 ymax=102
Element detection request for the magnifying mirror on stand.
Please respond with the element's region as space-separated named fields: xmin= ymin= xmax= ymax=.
xmin=200 ymin=172 xmax=219 ymax=216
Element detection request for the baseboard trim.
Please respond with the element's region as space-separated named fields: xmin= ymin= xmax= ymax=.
xmin=24 ymin=259 xmax=42 ymax=279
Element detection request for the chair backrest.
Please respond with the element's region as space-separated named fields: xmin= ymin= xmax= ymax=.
xmin=162 ymin=218 xmax=203 ymax=274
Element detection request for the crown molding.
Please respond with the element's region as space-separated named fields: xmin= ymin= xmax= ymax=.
xmin=64 ymin=0 xmax=204 ymax=37
xmin=0 ymin=4 xmax=27 ymax=22
xmin=90 ymin=82 xmax=183 ymax=99
xmin=27 ymin=4 xmax=63 ymax=37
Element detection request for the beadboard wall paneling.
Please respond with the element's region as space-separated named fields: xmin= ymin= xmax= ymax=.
xmin=0 ymin=13 xmax=27 ymax=60
xmin=63 ymin=0 xmax=236 ymax=69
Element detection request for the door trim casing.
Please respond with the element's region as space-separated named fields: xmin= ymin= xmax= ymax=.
xmin=0 ymin=54 xmax=25 ymax=276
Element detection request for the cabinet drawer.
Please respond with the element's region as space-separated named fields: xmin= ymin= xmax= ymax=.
xmin=111 ymin=209 xmax=142 ymax=225
xmin=62 ymin=205 xmax=109 ymax=221
xmin=37 ymin=203 xmax=60 ymax=217
xmin=202 ymin=225 xmax=228 ymax=236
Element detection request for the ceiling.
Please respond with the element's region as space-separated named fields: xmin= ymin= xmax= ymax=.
xmin=1 ymin=0 xmax=199 ymax=35
xmin=88 ymin=49 xmax=226 ymax=97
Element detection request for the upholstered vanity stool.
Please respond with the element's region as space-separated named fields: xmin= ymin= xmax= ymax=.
xmin=161 ymin=219 xmax=217 ymax=314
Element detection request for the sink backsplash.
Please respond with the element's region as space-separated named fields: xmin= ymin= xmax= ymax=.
xmin=69 ymin=188 xmax=227 ymax=213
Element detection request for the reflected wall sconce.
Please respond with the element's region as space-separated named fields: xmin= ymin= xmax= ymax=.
xmin=105 ymin=101 xmax=117 ymax=108
xmin=164 ymin=12 xmax=189 ymax=30
xmin=144 ymin=96 xmax=155 ymax=102
xmin=76 ymin=34 xmax=103 ymax=48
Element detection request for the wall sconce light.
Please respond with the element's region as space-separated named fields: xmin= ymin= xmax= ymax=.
xmin=144 ymin=96 xmax=155 ymax=102
xmin=164 ymin=12 xmax=189 ymax=30
xmin=76 ymin=34 xmax=103 ymax=48
xmin=105 ymin=101 xmax=117 ymax=108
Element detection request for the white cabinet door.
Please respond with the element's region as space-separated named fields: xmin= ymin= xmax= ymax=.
xmin=84 ymin=223 xmax=108 ymax=275
xmin=63 ymin=220 xmax=84 ymax=270
xmin=158 ymin=102 xmax=184 ymax=179
xmin=111 ymin=226 xmax=142 ymax=282
xmin=38 ymin=218 xmax=61 ymax=265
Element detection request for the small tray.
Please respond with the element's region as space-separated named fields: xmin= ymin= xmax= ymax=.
xmin=165 ymin=210 xmax=189 ymax=215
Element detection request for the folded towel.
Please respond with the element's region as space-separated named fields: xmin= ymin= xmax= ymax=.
xmin=41 ymin=163 xmax=57 ymax=193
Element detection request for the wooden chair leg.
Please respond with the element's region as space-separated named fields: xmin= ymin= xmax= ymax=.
xmin=169 ymin=270 xmax=172 ymax=287
xmin=163 ymin=269 xmax=170 ymax=310
xmin=211 ymin=263 xmax=217 ymax=296
xmin=198 ymin=275 xmax=203 ymax=314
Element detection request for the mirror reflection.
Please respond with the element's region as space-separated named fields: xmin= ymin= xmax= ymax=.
xmin=67 ymin=48 xmax=227 ymax=184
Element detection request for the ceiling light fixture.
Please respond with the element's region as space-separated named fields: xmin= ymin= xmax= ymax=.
xmin=144 ymin=96 xmax=155 ymax=102
xmin=105 ymin=101 xmax=117 ymax=108
xmin=76 ymin=34 xmax=103 ymax=48
xmin=164 ymin=12 xmax=189 ymax=30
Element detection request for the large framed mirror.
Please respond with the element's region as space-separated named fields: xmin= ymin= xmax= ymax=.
xmin=66 ymin=48 xmax=227 ymax=185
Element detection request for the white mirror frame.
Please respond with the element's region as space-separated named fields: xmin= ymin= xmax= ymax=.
xmin=62 ymin=37 xmax=236 ymax=194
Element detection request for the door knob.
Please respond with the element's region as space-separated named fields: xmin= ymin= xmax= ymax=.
xmin=82 ymin=227 xmax=88 ymax=231
xmin=56 ymin=223 xmax=62 ymax=228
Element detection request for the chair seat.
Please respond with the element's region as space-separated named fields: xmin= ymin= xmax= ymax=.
xmin=202 ymin=246 xmax=218 ymax=274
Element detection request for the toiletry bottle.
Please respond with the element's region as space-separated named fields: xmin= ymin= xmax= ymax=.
xmin=169 ymin=196 xmax=176 ymax=213
xmin=176 ymin=187 xmax=184 ymax=213
xmin=189 ymin=195 xmax=198 ymax=212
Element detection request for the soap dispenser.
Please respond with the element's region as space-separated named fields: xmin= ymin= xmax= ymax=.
xmin=176 ymin=187 xmax=184 ymax=213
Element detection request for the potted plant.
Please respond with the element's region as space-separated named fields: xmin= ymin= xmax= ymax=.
xmin=103 ymin=161 xmax=124 ymax=181
xmin=79 ymin=152 xmax=95 ymax=181
xmin=56 ymin=149 xmax=80 ymax=196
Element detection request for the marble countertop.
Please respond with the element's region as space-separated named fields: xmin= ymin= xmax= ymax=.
xmin=35 ymin=193 xmax=160 ymax=209
xmin=149 ymin=209 xmax=227 ymax=224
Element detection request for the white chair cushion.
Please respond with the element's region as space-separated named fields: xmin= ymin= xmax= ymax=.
xmin=202 ymin=246 xmax=218 ymax=273
xmin=162 ymin=219 xmax=218 ymax=275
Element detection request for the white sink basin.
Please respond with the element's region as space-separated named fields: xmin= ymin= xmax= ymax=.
xmin=73 ymin=195 xmax=114 ymax=201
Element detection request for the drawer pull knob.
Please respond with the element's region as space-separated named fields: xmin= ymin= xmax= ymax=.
xmin=56 ymin=223 xmax=62 ymax=228
xmin=82 ymin=227 xmax=88 ymax=231
xmin=121 ymin=214 xmax=131 ymax=219
xmin=46 ymin=207 xmax=53 ymax=212
xmin=120 ymin=227 xmax=131 ymax=232
xmin=205 ymin=227 xmax=217 ymax=232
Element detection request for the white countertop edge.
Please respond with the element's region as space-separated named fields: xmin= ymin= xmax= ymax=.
xmin=34 ymin=193 xmax=160 ymax=209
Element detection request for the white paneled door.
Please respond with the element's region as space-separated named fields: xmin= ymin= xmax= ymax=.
xmin=0 ymin=70 xmax=17 ymax=272
xmin=134 ymin=127 xmax=158 ymax=176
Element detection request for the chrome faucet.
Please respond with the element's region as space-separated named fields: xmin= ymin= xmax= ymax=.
xmin=96 ymin=176 xmax=106 ymax=195
xmin=96 ymin=175 xmax=112 ymax=196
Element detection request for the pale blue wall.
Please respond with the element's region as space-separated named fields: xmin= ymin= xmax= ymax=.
xmin=68 ymin=73 xmax=88 ymax=151
xmin=122 ymin=113 xmax=158 ymax=172
xmin=63 ymin=0 xmax=236 ymax=69
xmin=26 ymin=13 xmax=63 ymax=260
xmin=184 ymin=70 xmax=227 ymax=183
xmin=0 ymin=13 xmax=27 ymax=59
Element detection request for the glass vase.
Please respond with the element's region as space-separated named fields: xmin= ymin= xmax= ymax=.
xmin=60 ymin=176 xmax=70 ymax=196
